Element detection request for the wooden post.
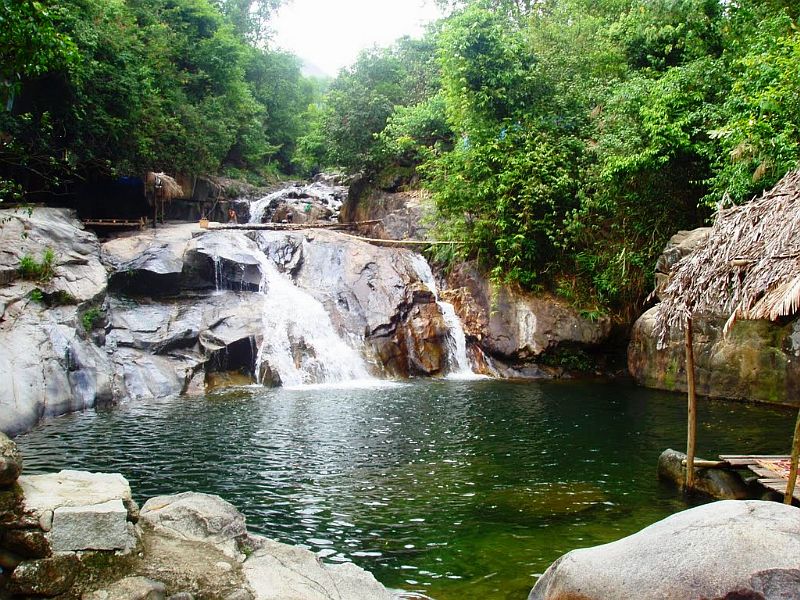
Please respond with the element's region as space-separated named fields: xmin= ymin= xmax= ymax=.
xmin=784 ymin=408 xmax=800 ymax=504
xmin=685 ymin=316 xmax=697 ymax=489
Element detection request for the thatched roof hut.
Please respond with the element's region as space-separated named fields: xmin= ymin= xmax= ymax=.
xmin=655 ymin=168 xmax=800 ymax=342
xmin=652 ymin=167 xmax=800 ymax=499
xmin=145 ymin=172 xmax=184 ymax=201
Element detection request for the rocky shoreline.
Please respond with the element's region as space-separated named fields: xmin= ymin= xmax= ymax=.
xmin=0 ymin=432 xmax=399 ymax=600
xmin=0 ymin=202 xmax=610 ymax=437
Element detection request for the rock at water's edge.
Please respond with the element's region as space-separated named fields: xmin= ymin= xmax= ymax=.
xmin=139 ymin=492 xmax=247 ymax=558
xmin=657 ymin=449 xmax=749 ymax=500
xmin=243 ymin=537 xmax=393 ymax=600
xmin=529 ymin=500 xmax=800 ymax=600
xmin=0 ymin=432 xmax=22 ymax=486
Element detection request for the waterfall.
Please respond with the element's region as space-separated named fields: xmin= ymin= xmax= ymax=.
xmin=409 ymin=254 xmax=478 ymax=378
xmin=248 ymin=189 xmax=288 ymax=223
xmin=254 ymin=256 xmax=373 ymax=387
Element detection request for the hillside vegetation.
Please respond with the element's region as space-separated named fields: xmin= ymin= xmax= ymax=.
xmin=3 ymin=0 xmax=800 ymax=318
xmin=298 ymin=0 xmax=800 ymax=318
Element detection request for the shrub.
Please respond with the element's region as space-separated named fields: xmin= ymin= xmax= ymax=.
xmin=17 ymin=248 xmax=56 ymax=282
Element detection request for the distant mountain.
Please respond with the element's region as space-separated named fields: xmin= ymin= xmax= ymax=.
xmin=301 ymin=59 xmax=332 ymax=79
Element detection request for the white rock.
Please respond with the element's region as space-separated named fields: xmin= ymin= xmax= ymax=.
xmin=529 ymin=500 xmax=800 ymax=600
xmin=50 ymin=498 xmax=132 ymax=552
xmin=83 ymin=576 xmax=166 ymax=600
xmin=243 ymin=539 xmax=392 ymax=600
xmin=18 ymin=470 xmax=132 ymax=516
xmin=139 ymin=492 xmax=247 ymax=558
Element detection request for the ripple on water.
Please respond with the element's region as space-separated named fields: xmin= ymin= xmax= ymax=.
xmin=13 ymin=379 xmax=795 ymax=600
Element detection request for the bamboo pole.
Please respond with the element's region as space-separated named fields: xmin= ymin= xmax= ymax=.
xmin=685 ymin=316 xmax=697 ymax=490
xmin=784 ymin=407 xmax=800 ymax=504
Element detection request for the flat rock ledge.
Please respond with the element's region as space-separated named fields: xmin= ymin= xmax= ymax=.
xmin=529 ymin=499 xmax=800 ymax=600
xmin=0 ymin=441 xmax=396 ymax=600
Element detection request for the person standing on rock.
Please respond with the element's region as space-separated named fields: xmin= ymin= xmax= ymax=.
xmin=228 ymin=208 xmax=238 ymax=224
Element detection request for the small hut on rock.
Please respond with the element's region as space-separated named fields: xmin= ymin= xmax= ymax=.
xmin=145 ymin=172 xmax=185 ymax=226
xmin=654 ymin=168 xmax=800 ymax=498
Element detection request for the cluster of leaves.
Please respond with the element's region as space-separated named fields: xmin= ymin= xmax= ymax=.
xmin=0 ymin=0 xmax=319 ymax=204
xmin=306 ymin=0 xmax=800 ymax=320
xmin=81 ymin=306 xmax=104 ymax=331
xmin=17 ymin=248 xmax=56 ymax=282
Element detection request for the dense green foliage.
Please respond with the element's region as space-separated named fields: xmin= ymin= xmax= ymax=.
xmin=0 ymin=0 xmax=318 ymax=200
xmin=4 ymin=0 xmax=800 ymax=319
xmin=308 ymin=0 xmax=800 ymax=317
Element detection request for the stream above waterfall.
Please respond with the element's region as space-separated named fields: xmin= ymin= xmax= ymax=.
xmin=15 ymin=379 xmax=794 ymax=600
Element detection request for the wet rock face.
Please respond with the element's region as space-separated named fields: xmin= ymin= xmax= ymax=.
xmin=628 ymin=228 xmax=800 ymax=404
xmin=251 ymin=230 xmax=451 ymax=377
xmin=529 ymin=500 xmax=800 ymax=600
xmin=446 ymin=262 xmax=612 ymax=375
xmin=0 ymin=208 xmax=114 ymax=436
xmin=247 ymin=181 xmax=347 ymax=225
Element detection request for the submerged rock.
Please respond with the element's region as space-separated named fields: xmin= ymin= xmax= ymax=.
xmin=479 ymin=484 xmax=607 ymax=524
xmin=529 ymin=500 xmax=800 ymax=600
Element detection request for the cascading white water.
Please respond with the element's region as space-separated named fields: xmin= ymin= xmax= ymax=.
xmin=248 ymin=189 xmax=288 ymax=223
xmin=254 ymin=255 xmax=373 ymax=387
xmin=409 ymin=254 xmax=478 ymax=378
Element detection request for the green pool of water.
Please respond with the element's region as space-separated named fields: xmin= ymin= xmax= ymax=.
xmin=14 ymin=379 xmax=795 ymax=599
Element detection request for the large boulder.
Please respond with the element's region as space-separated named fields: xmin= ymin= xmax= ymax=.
xmin=652 ymin=228 xmax=710 ymax=300
xmin=629 ymin=301 xmax=800 ymax=404
xmin=243 ymin=538 xmax=393 ymax=600
xmin=629 ymin=226 xmax=800 ymax=404
xmin=446 ymin=262 xmax=612 ymax=375
xmin=102 ymin=224 xmax=197 ymax=295
xmin=529 ymin=500 xmax=800 ymax=600
xmin=0 ymin=208 xmax=113 ymax=435
xmin=139 ymin=492 xmax=247 ymax=559
xmin=0 ymin=207 xmax=107 ymax=304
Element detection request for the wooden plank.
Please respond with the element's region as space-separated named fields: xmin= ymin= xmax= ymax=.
xmin=719 ymin=455 xmax=790 ymax=467
xmin=204 ymin=221 xmax=464 ymax=246
xmin=206 ymin=219 xmax=382 ymax=232
xmin=749 ymin=466 xmax=780 ymax=479
xmin=758 ymin=479 xmax=800 ymax=501
xmin=681 ymin=459 xmax=730 ymax=468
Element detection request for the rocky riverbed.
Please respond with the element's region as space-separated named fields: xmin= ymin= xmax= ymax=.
xmin=0 ymin=432 xmax=398 ymax=600
xmin=0 ymin=198 xmax=610 ymax=436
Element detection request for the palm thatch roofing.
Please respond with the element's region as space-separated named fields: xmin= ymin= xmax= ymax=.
xmin=655 ymin=168 xmax=800 ymax=347
xmin=147 ymin=172 xmax=184 ymax=200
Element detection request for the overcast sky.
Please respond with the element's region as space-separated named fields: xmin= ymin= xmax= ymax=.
xmin=270 ymin=0 xmax=443 ymax=77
